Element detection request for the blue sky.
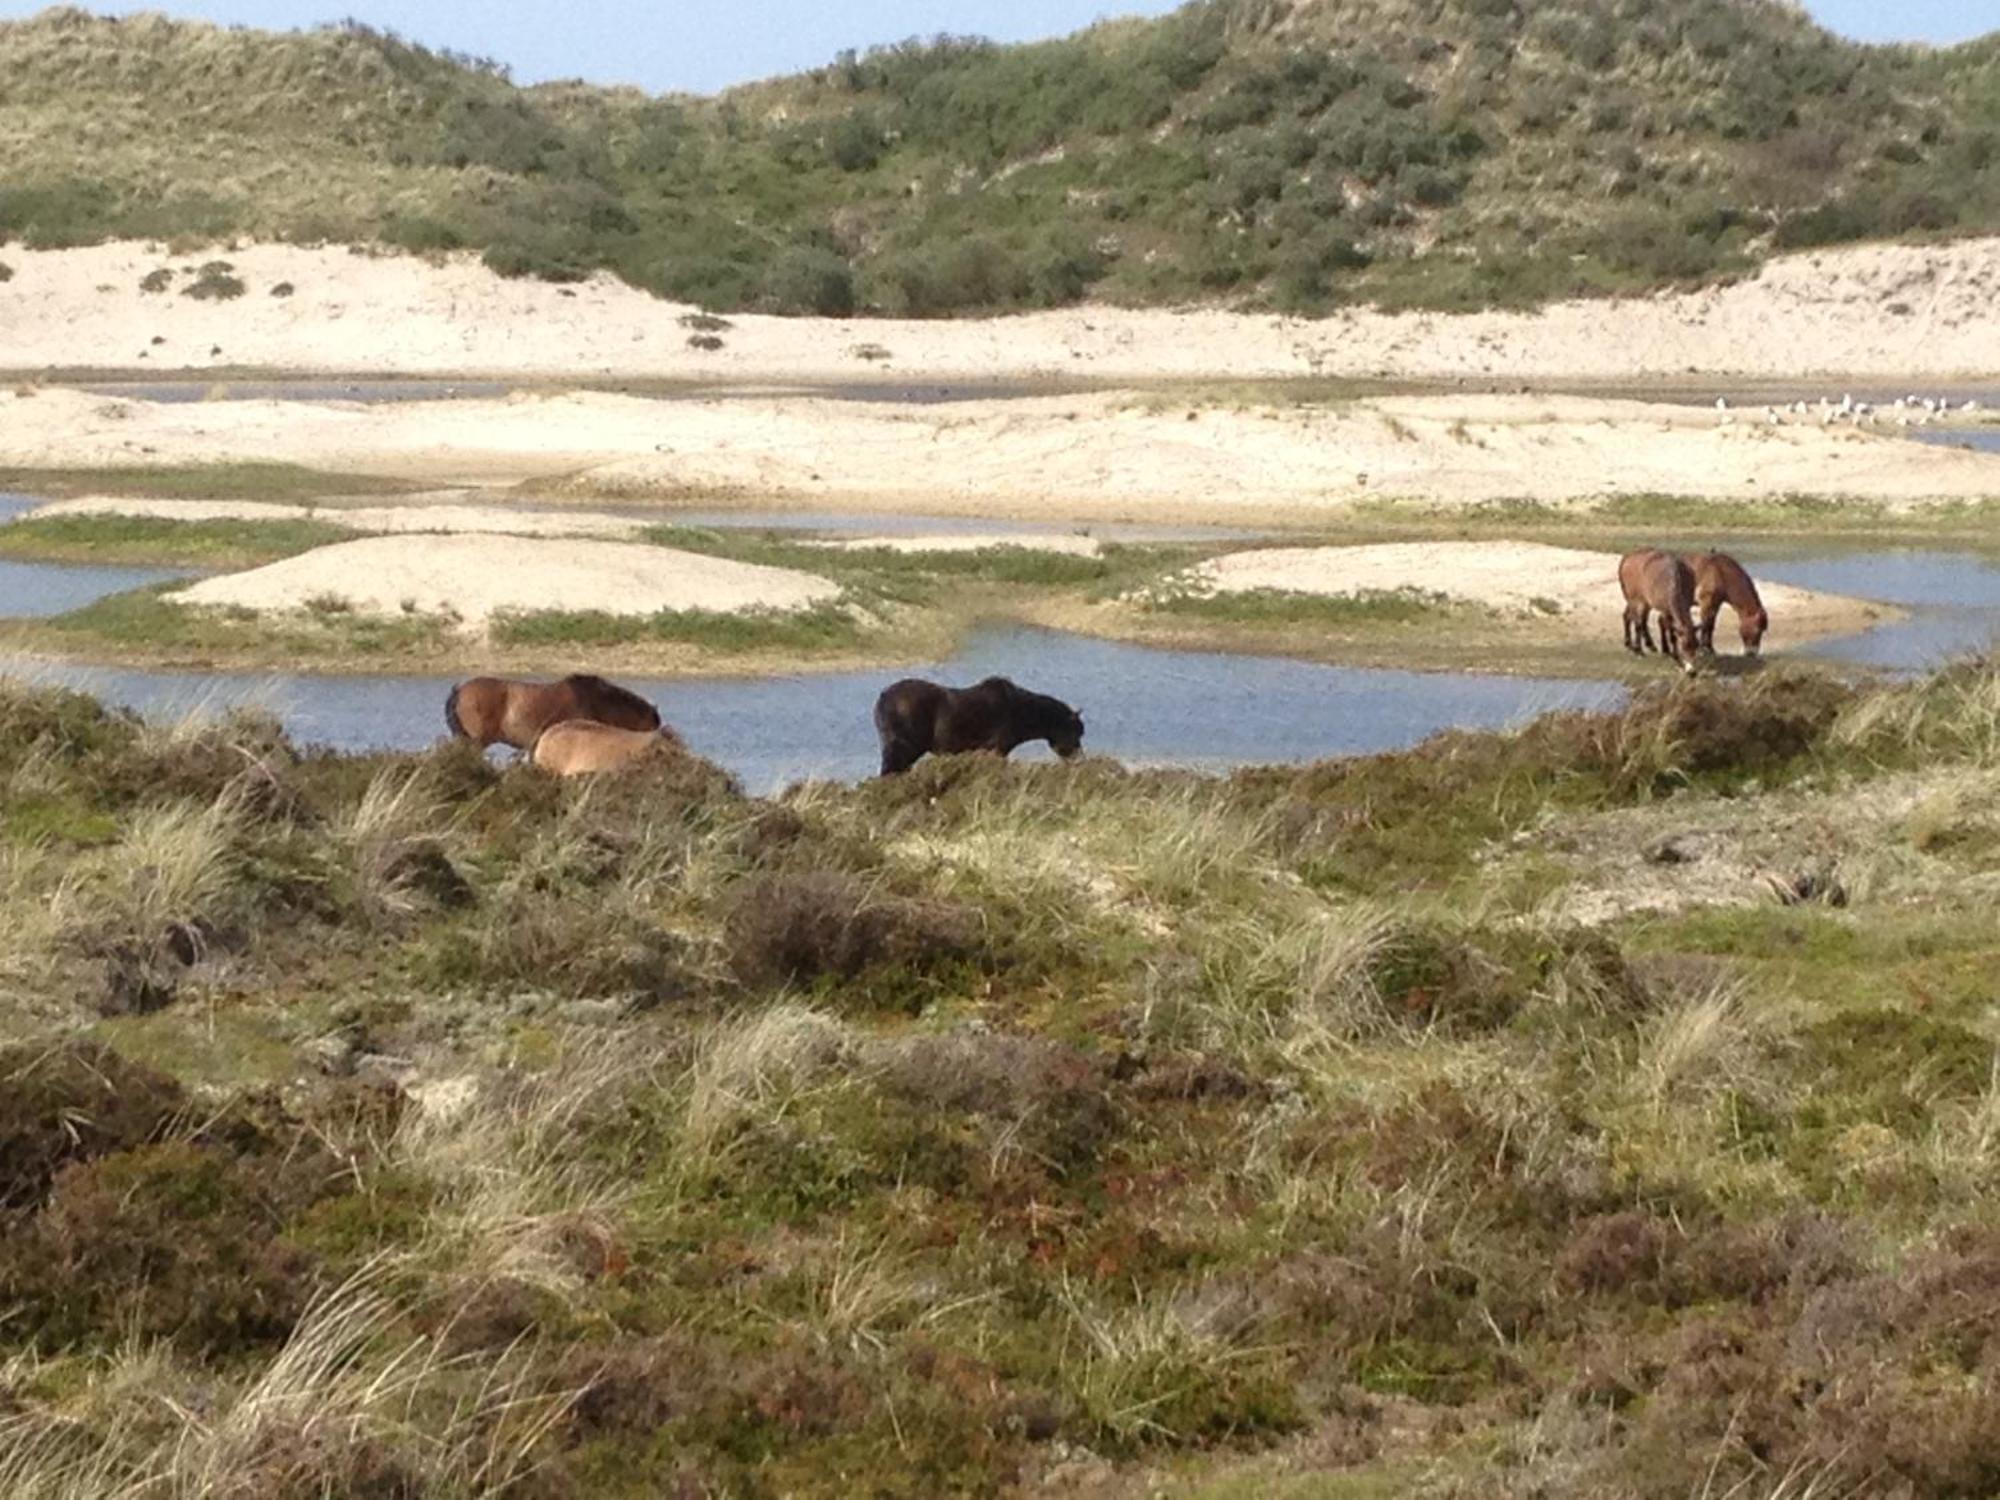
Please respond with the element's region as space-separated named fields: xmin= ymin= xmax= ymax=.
xmin=0 ymin=1 xmax=1988 ymax=94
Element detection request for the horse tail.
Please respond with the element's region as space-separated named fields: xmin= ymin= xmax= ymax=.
xmin=444 ymin=682 xmax=466 ymax=739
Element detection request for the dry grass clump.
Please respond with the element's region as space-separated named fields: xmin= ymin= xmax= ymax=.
xmin=0 ymin=1270 xmax=572 ymax=1499
xmin=53 ymin=794 xmax=250 ymax=1013
xmin=873 ymin=1028 xmax=1118 ymax=1175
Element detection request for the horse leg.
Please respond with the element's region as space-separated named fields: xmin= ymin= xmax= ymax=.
xmin=1622 ymin=603 xmax=1642 ymax=654
xmin=1639 ymin=609 xmax=1659 ymax=654
xmin=1659 ymin=614 xmax=1682 ymax=663
xmin=1697 ymin=594 xmax=1720 ymax=654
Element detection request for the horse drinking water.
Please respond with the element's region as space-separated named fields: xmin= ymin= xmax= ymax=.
xmin=1616 ymin=550 xmax=1702 ymax=673
xmin=445 ymin=674 xmax=660 ymax=751
xmin=1688 ymin=551 xmax=1768 ymax=657
xmin=873 ymin=676 xmax=1086 ymax=776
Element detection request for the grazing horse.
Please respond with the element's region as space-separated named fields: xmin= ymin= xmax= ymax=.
xmin=874 ymin=676 xmax=1085 ymax=776
xmin=531 ymin=719 xmax=686 ymax=777
xmin=445 ymin=674 xmax=659 ymax=751
xmin=1616 ymin=550 xmax=1702 ymax=673
xmin=1688 ymin=551 xmax=1768 ymax=657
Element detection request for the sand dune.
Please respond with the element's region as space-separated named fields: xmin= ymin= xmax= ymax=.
xmin=4 ymin=385 xmax=1995 ymax=518
xmin=2 ymin=237 xmax=1998 ymax=382
xmin=170 ymin=534 xmax=840 ymax=628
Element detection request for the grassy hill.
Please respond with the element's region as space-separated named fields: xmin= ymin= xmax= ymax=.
xmin=1 ymin=1 xmax=1997 ymax=316
xmin=4 ymin=663 xmax=2000 ymax=1494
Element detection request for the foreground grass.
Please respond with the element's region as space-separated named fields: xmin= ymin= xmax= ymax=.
xmin=2 ymin=661 xmax=1999 ymax=1495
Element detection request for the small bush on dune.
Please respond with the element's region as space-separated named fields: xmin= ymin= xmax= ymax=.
xmin=759 ymin=245 xmax=856 ymax=316
xmin=725 ymin=869 xmax=987 ymax=1004
xmin=0 ymin=1040 xmax=186 ymax=1211
xmin=181 ymin=263 xmax=247 ymax=300
xmin=0 ymin=1138 xmax=331 ymax=1354
xmin=875 ymin=1029 xmax=1118 ymax=1173
xmin=0 ymin=260 xmax=12 ymax=283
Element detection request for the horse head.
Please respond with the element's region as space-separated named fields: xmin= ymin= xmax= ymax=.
xmin=1740 ymin=609 xmax=1768 ymax=657
xmin=1045 ymin=701 xmax=1086 ymax=760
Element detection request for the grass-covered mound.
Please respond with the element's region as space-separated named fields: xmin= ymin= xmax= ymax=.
xmin=2 ymin=1 xmax=1996 ymax=315
xmin=1 ymin=661 xmax=1998 ymax=1494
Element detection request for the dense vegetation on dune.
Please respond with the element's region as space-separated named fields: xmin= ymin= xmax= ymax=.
xmin=0 ymin=0 xmax=1995 ymax=315
xmin=3 ymin=660 xmax=2000 ymax=1494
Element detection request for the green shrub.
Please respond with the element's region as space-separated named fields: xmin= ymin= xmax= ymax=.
xmin=760 ymin=245 xmax=856 ymax=316
xmin=482 ymin=239 xmax=589 ymax=283
xmin=182 ymin=265 xmax=247 ymax=300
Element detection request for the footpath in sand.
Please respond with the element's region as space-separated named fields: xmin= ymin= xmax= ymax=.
xmin=4 ymin=385 xmax=1997 ymax=518
xmin=1169 ymin=541 xmax=1890 ymax=647
xmin=3 ymin=237 xmax=2000 ymax=383
xmin=170 ymin=534 xmax=840 ymax=629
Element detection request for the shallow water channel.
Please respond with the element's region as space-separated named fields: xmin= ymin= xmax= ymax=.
xmin=2 ymin=513 xmax=1996 ymax=789
xmin=0 ymin=629 xmax=1622 ymax=792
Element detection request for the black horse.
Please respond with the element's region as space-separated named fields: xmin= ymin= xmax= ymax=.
xmin=873 ymin=676 xmax=1086 ymax=776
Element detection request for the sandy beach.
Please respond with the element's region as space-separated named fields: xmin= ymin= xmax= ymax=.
xmin=2 ymin=237 xmax=1998 ymax=384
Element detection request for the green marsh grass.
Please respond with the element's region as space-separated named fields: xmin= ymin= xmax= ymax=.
xmin=0 ymin=513 xmax=352 ymax=567
xmin=0 ymin=463 xmax=419 ymax=502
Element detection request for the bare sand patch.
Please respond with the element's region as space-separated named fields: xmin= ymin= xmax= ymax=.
xmin=4 ymin=237 xmax=2000 ymax=382
xmin=25 ymin=494 xmax=648 ymax=539
xmin=1175 ymin=541 xmax=1889 ymax=645
xmin=4 ymin=385 xmax=1996 ymax=517
xmin=170 ymin=534 xmax=839 ymax=628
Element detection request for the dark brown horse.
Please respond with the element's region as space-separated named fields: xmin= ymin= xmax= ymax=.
xmin=874 ymin=676 xmax=1085 ymax=776
xmin=1689 ymin=551 xmax=1768 ymax=657
xmin=445 ymin=674 xmax=660 ymax=751
xmin=1617 ymin=550 xmax=1702 ymax=673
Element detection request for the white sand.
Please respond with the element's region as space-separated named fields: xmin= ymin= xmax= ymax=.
xmin=25 ymin=495 xmax=649 ymax=538
xmin=170 ymin=534 xmax=840 ymax=628
xmin=1176 ymin=541 xmax=1886 ymax=644
xmin=4 ymin=385 xmax=1995 ymax=516
xmin=2 ymin=237 xmax=1998 ymax=382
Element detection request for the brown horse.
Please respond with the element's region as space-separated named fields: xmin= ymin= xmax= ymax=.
xmin=1689 ymin=551 xmax=1768 ymax=656
xmin=874 ymin=676 xmax=1085 ymax=776
xmin=445 ymin=674 xmax=659 ymax=751
xmin=1617 ymin=550 xmax=1702 ymax=673
xmin=531 ymin=719 xmax=686 ymax=777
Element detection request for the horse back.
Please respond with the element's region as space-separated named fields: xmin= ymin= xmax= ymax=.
xmin=563 ymin=674 xmax=661 ymax=733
